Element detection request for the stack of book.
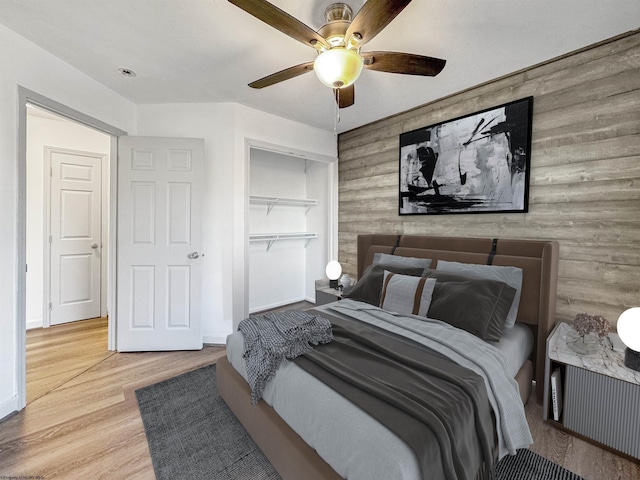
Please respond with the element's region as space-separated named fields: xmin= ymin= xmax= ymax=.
xmin=550 ymin=367 xmax=563 ymax=421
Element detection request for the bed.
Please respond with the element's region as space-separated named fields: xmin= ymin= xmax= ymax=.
xmin=217 ymin=234 xmax=559 ymax=480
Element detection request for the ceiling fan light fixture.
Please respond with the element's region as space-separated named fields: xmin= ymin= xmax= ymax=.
xmin=313 ymin=47 xmax=363 ymax=89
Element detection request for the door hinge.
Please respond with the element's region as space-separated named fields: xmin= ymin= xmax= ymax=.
xmin=50 ymin=166 xmax=53 ymax=177
xmin=49 ymin=302 xmax=52 ymax=311
xmin=49 ymin=235 xmax=52 ymax=244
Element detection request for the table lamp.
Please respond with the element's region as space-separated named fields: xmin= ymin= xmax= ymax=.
xmin=326 ymin=261 xmax=342 ymax=290
xmin=617 ymin=307 xmax=640 ymax=371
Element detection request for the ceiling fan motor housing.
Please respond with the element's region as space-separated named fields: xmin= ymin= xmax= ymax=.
xmin=318 ymin=21 xmax=351 ymax=47
xmin=325 ymin=3 xmax=353 ymax=23
xmin=318 ymin=3 xmax=355 ymax=48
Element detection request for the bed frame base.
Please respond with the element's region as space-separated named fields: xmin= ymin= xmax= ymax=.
xmin=217 ymin=234 xmax=558 ymax=480
xmin=217 ymin=356 xmax=342 ymax=480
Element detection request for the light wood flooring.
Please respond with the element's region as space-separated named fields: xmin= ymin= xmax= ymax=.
xmin=0 ymin=312 xmax=638 ymax=479
xmin=0 ymin=317 xmax=225 ymax=479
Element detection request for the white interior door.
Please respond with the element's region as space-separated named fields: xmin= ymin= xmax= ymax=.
xmin=49 ymin=149 xmax=102 ymax=325
xmin=116 ymin=136 xmax=204 ymax=351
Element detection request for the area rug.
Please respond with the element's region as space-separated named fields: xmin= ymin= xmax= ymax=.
xmin=136 ymin=364 xmax=585 ymax=480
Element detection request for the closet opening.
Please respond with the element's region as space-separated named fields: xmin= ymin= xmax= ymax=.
xmin=248 ymin=148 xmax=331 ymax=313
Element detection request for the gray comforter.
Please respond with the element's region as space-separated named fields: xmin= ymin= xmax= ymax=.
xmin=329 ymin=300 xmax=533 ymax=460
xmin=295 ymin=310 xmax=495 ymax=480
xmin=226 ymin=300 xmax=532 ymax=480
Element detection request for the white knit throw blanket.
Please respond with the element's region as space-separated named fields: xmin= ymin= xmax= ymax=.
xmin=239 ymin=310 xmax=333 ymax=404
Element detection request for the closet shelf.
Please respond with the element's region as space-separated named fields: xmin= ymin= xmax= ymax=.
xmin=249 ymin=232 xmax=318 ymax=251
xmin=250 ymin=195 xmax=319 ymax=215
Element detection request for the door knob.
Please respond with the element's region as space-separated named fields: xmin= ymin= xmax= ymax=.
xmin=188 ymin=251 xmax=200 ymax=259
xmin=90 ymin=243 xmax=99 ymax=249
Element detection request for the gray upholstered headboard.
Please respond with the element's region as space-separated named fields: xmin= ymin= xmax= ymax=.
xmin=356 ymin=234 xmax=559 ymax=403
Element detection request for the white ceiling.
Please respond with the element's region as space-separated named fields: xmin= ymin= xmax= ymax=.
xmin=1 ymin=0 xmax=639 ymax=133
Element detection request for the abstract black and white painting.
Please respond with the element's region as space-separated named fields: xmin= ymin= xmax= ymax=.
xmin=399 ymin=97 xmax=533 ymax=215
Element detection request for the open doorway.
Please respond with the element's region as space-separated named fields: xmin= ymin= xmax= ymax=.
xmin=24 ymin=105 xmax=112 ymax=404
xmin=16 ymin=87 xmax=127 ymax=410
xmin=26 ymin=105 xmax=111 ymax=329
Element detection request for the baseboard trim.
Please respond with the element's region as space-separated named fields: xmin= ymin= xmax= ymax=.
xmin=249 ymin=297 xmax=307 ymax=315
xmin=203 ymin=335 xmax=227 ymax=345
xmin=0 ymin=395 xmax=19 ymax=422
xmin=26 ymin=318 xmax=43 ymax=330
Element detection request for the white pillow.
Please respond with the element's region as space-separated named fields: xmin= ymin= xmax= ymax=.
xmin=379 ymin=271 xmax=436 ymax=317
xmin=373 ymin=252 xmax=432 ymax=270
xmin=435 ymin=260 xmax=523 ymax=329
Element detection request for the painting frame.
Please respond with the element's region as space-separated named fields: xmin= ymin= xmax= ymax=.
xmin=399 ymin=96 xmax=533 ymax=216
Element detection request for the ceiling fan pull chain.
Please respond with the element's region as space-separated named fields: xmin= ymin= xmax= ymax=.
xmin=333 ymin=88 xmax=341 ymax=136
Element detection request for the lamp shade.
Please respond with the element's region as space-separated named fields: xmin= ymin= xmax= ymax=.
xmin=325 ymin=260 xmax=342 ymax=280
xmin=618 ymin=307 xmax=640 ymax=352
xmin=314 ymin=47 xmax=363 ymax=89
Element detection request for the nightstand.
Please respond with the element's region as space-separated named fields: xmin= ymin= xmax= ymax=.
xmin=315 ymin=279 xmax=343 ymax=306
xmin=543 ymin=322 xmax=640 ymax=461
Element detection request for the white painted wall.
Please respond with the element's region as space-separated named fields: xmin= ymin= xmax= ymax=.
xmin=0 ymin=24 xmax=136 ymax=419
xmin=136 ymin=103 xmax=337 ymax=343
xmin=26 ymin=112 xmax=111 ymax=329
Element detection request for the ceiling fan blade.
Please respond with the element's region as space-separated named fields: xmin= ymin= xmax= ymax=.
xmin=334 ymin=85 xmax=355 ymax=108
xmin=228 ymin=0 xmax=329 ymax=50
xmin=345 ymin=0 xmax=412 ymax=46
xmin=248 ymin=62 xmax=315 ymax=89
xmin=362 ymin=51 xmax=446 ymax=76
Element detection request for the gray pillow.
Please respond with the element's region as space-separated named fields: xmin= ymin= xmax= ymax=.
xmin=423 ymin=269 xmax=516 ymax=342
xmin=344 ymin=263 xmax=425 ymax=306
xmin=373 ymin=253 xmax=432 ymax=270
xmin=436 ymin=260 xmax=523 ymax=329
xmin=379 ymin=271 xmax=437 ymax=317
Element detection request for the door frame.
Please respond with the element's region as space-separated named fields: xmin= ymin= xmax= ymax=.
xmin=43 ymin=146 xmax=109 ymax=327
xmin=16 ymin=87 xmax=126 ymax=410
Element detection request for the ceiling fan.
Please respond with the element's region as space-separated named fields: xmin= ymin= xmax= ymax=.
xmin=228 ymin=0 xmax=446 ymax=108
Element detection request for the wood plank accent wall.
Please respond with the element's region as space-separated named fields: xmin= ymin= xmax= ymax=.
xmin=337 ymin=30 xmax=640 ymax=328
